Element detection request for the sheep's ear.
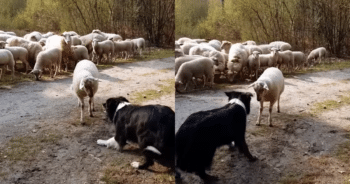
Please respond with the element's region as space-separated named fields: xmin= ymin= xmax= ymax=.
xmin=263 ymin=83 xmax=269 ymax=90
xmin=79 ymin=79 xmax=85 ymax=90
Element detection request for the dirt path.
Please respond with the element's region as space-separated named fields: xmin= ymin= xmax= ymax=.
xmin=0 ymin=57 xmax=175 ymax=184
xmin=176 ymin=68 xmax=350 ymax=183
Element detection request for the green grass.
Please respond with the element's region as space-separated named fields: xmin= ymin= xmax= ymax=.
xmin=335 ymin=141 xmax=350 ymax=164
xmin=130 ymin=78 xmax=175 ymax=104
xmin=279 ymin=172 xmax=321 ymax=184
xmin=310 ymin=93 xmax=350 ymax=116
xmin=282 ymin=59 xmax=350 ymax=78
xmin=0 ymin=71 xmax=34 ymax=88
xmin=0 ymin=132 xmax=62 ymax=163
xmin=96 ymin=48 xmax=174 ymax=70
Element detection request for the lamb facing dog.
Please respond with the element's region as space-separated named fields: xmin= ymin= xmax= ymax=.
xmin=175 ymin=57 xmax=215 ymax=92
xmin=247 ymin=51 xmax=261 ymax=80
xmin=0 ymin=49 xmax=15 ymax=80
xmin=72 ymin=59 xmax=99 ymax=123
xmin=269 ymin=41 xmax=292 ymax=51
xmin=71 ymin=45 xmax=89 ymax=67
xmin=7 ymin=37 xmax=43 ymax=68
xmin=175 ymin=55 xmax=205 ymax=74
xmin=307 ymin=47 xmax=326 ymax=65
xmin=92 ymin=39 xmax=114 ymax=64
xmin=249 ymin=67 xmax=284 ymax=127
xmin=29 ymin=48 xmax=61 ymax=80
xmin=258 ymin=48 xmax=280 ymax=69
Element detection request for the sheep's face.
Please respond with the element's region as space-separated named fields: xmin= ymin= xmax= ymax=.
xmin=251 ymin=82 xmax=269 ymax=101
xmin=62 ymin=34 xmax=72 ymax=45
xmin=29 ymin=70 xmax=41 ymax=81
xmin=0 ymin=41 xmax=6 ymax=49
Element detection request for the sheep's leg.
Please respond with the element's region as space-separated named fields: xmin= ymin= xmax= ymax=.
xmin=88 ymin=97 xmax=93 ymax=117
xmin=202 ymin=75 xmax=206 ymax=88
xmin=0 ymin=68 xmax=2 ymax=80
xmin=79 ymin=98 xmax=84 ymax=123
xmin=49 ymin=66 xmax=53 ymax=78
xmin=92 ymin=96 xmax=95 ymax=111
xmin=54 ymin=64 xmax=58 ymax=77
xmin=268 ymin=101 xmax=275 ymax=127
xmin=277 ymin=95 xmax=281 ymax=113
xmin=191 ymin=78 xmax=197 ymax=88
xmin=256 ymin=101 xmax=264 ymax=126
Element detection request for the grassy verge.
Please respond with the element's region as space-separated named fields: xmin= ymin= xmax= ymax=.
xmin=130 ymin=78 xmax=175 ymax=104
xmin=309 ymin=92 xmax=350 ymax=116
xmin=96 ymin=48 xmax=174 ymax=70
xmin=0 ymin=132 xmax=62 ymax=163
xmin=282 ymin=59 xmax=350 ymax=78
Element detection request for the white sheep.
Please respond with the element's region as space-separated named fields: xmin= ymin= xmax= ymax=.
xmin=203 ymin=40 xmax=221 ymax=51
xmin=62 ymin=31 xmax=79 ymax=37
xmin=202 ymin=50 xmax=226 ymax=73
xmin=220 ymin=40 xmax=232 ymax=54
xmin=292 ymin=51 xmax=307 ymax=68
xmin=38 ymin=38 xmax=47 ymax=46
xmin=92 ymin=39 xmax=114 ymax=64
xmin=112 ymin=40 xmax=133 ymax=59
xmin=2 ymin=45 xmax=31 ymax=73
xmin=180 ymin=43 xmax=198 ymax=55
xmin=72 ymin=59 xmax=99 ymax=123
xmin=46 ymin=34 xmax=73 ymax=71
xmin=177 ymin=37 xmax=193 ymax=45
xmin=244 ymin=45 xmax=263 ymax=55
xmin=258 ymin=48 xmax=280 ymax=69
xmin=189 ymin=44 xmax=216 ymax=56
xmin=0 ymin=49 xmax=15 ymax=80
xmin=175 ymin=57 xmax=215 ymax=92
xmin=269 ymin=41 xmax=292 ymax=51
xmin=41 ymin=32 xmax=54 ymax=38
xmin=249 ymin=67 xmax=284 ymax=127
xmin=29 ymin=48 xmax=61 ymax=80
xmin=257 ymin=44 xmax=274 ymax=54
xmin=242 ymin=40 xmax=257 ymax=45
xmin=277 ymin=50 xmax=294 ymax=71
xmin=247 ymin=51 xmax=261 ymax=80
xmin=24 ymin=31 xmax=42 ymax=42
xmin=227 ymin=43 xmax=249 ymax=81
xmin=132 ymin=38 xmax=146 ymax=56
xmin=71 ymin=45 xmax=89 ymax=67
xmin=175 ymin=41 xmax=180 ymax=49
xmin=0 ymin=34 xmax=13 ymax=42
xmin=7 ymin=37 xmax=43 ymax=68
xmin=91 ymin=29 xmax=121 ymax=41
xmin=4 ymin=32 xmax=16 ymax=36
xmin=71 ymin=35 xmax=82 ymax=46
xmin=175 ymin=55 xmax=205 ymax=74
xmin=175 ymin=48 xmax=184 ymax=58
xmin=307 ymin=47 xmax=326 ymax=65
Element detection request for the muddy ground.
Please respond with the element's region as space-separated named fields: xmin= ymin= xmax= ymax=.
xmin=0 ymin=57 xmax=175 ymax=184
xmin=176 ymin=68 xmax=350 ymax=184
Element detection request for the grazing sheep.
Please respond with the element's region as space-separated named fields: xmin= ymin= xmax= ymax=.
xmin=0 ymin=49 xmax=15 ymax=80
xmin=175 ymin=48 xmax=184 ymax=58
xmin=249 ymin=67 xmax=284 ymax=127
xmin=29 ymin=48 xmax=61 ymax=80
xmin=7 ymin=37 xmax=43 ymax=68
xmin=220 ymin=41 xmax=232 ymax=54
xmin=248 ymin=51 xmax=261 ymax=80
xmin=71 ymin=45 xmax=89 ymax=67
xmin=72 ymin=59 xmax=99 ymax=123
xmin=269 ymin=41 xmax=292 ymax=51
xmin=242 ymin=40 xmax=257 ymax=45
xmin=257 ymin=44 xmax=274 ymax=54
xmin=180 ymin=43 xmax=198 ymax=55
xmin=292 ymin=51 xmax=307 ymax=68
xmin=175 ymin=57 xmax=215 ymax=92
xmin=189 ymin=45 xmax=216 ymax=56
xmin=175 ymin=55 xmax=205 ymax=74
xmin=277 ymin=50 xmax=294 ymax=71
xmin=4 ymin=46 xmax=30 ymax=73
xmin=307 ymin=47 xmax=327 ymax=65
xmin=227 ymin=43 xmax=249 ymax=81
xmin=258 ymin=48 xmax=280 ymax=69
xmin=92 ymin=39 xmax=114 ymax=65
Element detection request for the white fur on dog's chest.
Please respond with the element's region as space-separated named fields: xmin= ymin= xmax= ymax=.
xmin=228 ymin=98 xmax=246 ymax=113
xmin=116 ymin=102 xmax=131 ymax=112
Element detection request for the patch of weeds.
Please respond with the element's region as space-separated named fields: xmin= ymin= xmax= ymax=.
xmin=279 ymin=173 xmax=299 ymax=184
xmin=282 ymin=59 xmax=350 ymax=78
xmin=0 ymin=132 xmax=62 ymax=163
xmin=249 ymin=126 xmax=271 ymax=136
xmin=0 ymin=71 xmax=34 ymax=88
xmin=279 ymin=172 xmax=320 ymax=184
xmin=130 ymin=78 xmax=174 ymax=104
xmin=153 ymin=172 xmax=175 ymax=183
xmin=335 ymin=141 xmax=350 ymax=164
xmin=71 ymin=118 xmax=94 ymax=127
xmin=140 ymin=68 xmax=173 ymax=76
xmin=310 ymin=93 xmax=350 ymax=116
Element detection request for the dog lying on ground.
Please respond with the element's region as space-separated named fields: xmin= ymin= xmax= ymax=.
xmin=175 ymin=91 xmax=257 ymax=180
xmin=97 ymin=96 xmax=175 ymax=169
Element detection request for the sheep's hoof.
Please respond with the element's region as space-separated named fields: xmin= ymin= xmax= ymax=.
xmin=90 ymin=114 xmax=93 ymax=117
xmin=277 ymin=110 xmax=280 ymax=113
xmin=269 ymin=124 xmax=273 ymax=127
xmin=255 ymin=123 xmax=260 ymax=126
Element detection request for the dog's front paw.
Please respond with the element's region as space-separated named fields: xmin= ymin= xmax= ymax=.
xmin=131 ymin=161 xmax=140 ymax=169
xmin=97 ymin=139 xmax=107 ymax=146
xmin=97 ymin=137 xmax=120 ymax=150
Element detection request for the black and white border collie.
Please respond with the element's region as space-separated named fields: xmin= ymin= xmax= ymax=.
xmin=175 ymin=91 xmax=257 ymax=179
xmin=97 ymin=96 xmax=175 ymax=169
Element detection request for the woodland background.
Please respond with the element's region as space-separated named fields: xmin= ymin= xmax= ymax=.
xmin=176 ymin=0 xmax=350 ymax=56
xmin=0 ymin=0 xmax=174 ymax=47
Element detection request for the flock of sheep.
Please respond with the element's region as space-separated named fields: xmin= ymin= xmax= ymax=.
xmin=0 ymin=29 xmax=146 ymax=81
xmin=175 ymin=37 xmax=327 ymax=92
